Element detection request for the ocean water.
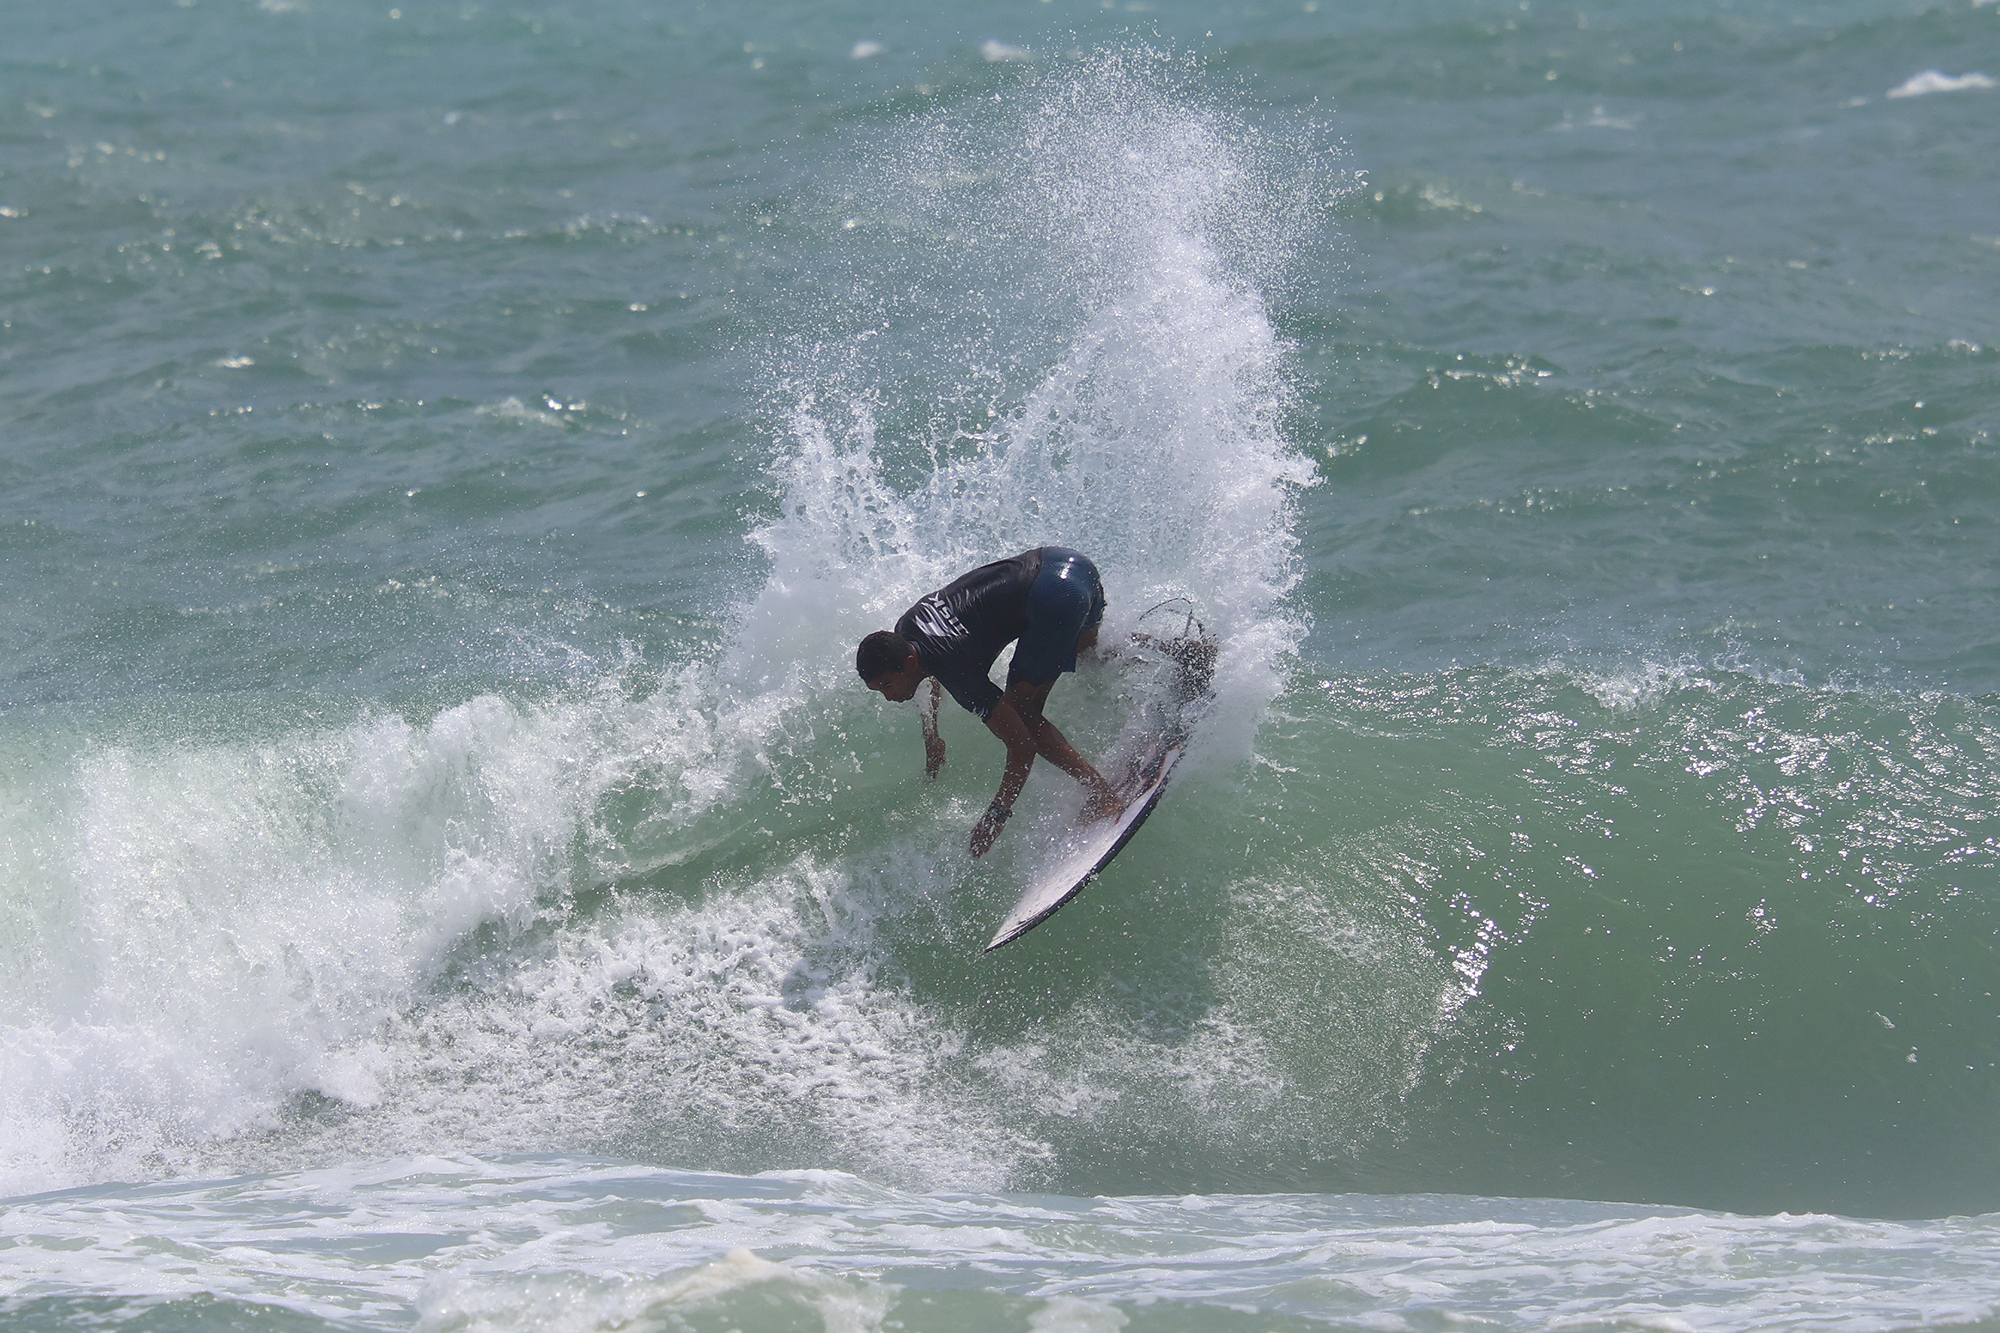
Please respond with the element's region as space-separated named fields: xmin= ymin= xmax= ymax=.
xmin=2 ymin=0 xmax=1998 ymax=1329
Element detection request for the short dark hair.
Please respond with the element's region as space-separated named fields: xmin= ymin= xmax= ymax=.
xmin=856 ymin=630 xmax=912 ymax=682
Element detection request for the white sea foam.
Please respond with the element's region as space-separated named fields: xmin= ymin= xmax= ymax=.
xmin=417 ymin=1246 xmax=895 ymax=1333
xmin=0 ymin=694 xmax=628 ymax=1194
xmin=1885 ymin=69 xmax=1996 ymax=98
xmin=1569 ymin=651 xmax=1839 ymax=712
xmin=335 ymin=852 xmax=1043 ymax=1190
xmin=5 ymin=1157 xmax=1997 ymax=1332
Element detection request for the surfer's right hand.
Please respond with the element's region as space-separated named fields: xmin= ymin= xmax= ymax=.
xmin=1081 ymin=782 xmax=1125 ymax=823
xmin=970 ymin=806 xmax=1007 ymax=857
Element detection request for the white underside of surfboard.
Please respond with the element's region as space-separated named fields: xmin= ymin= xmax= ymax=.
xmin=983 ymin=729 xmax=1192 ymax=953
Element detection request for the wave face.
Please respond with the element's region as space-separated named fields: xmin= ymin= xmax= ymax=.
xmin=0 ymin=54 xmax=1341 ymax=1203
xmin=4 ymin=1 xmax=2000 ymax=1328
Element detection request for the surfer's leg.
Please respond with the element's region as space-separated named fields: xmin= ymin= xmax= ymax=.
xmin=1007 ymin=554 xmax=1121 ymax=818
xmin=1001 ymin=680 xmax=1123 ymax=820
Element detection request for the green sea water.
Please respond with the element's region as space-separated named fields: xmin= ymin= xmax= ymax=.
xmin=3 ymin=1 xmax=1998 ymax=1329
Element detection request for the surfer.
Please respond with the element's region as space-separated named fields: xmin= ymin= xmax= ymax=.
xmin=856 ymin=547 xmax=1125 ymax=856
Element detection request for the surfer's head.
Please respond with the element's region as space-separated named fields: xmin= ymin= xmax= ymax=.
xmin=857 ymin=631 xmax=926 ymax=702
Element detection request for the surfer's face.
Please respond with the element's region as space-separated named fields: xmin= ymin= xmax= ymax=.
xmin=865 ymin=656 xmax=926 ymax=703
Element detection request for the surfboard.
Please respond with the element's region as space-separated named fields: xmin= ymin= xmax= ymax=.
xmin=984 ymin=730 xmax=1192 ymax=951
xmin=984 ymin=625 xmax=1215 ymax=953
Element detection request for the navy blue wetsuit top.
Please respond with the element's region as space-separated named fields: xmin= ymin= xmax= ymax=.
xmin=896 ymin=548 xmax=1105 ymax=721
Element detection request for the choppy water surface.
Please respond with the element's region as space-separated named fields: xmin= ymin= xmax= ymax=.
xmin=3 ymin=0 xmax=1997 ymax=1329
xmin=7 ymin=1157 xmax=2000 ymax=1333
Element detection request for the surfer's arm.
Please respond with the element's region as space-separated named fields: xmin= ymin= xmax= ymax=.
xmin=971 ymin=700 xmax=1039 ymax=857
xmin=919 ymin=678 xmax=945 ymax=779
